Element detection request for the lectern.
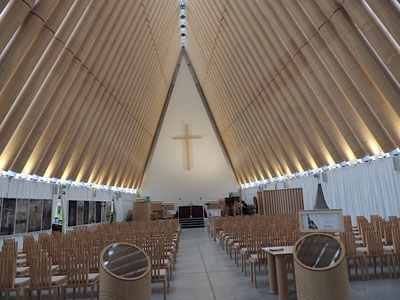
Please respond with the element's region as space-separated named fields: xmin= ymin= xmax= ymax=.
xmin=100 ymin=243 xmax=151 ymax=300
xmin=293 ymin=233 xmax=350 ymax=300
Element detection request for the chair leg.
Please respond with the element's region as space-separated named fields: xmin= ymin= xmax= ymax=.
xmin=163 ymin=280 xmax=166 ymax=300
xmin=373 ymin=256 xmax=377 ymax=274
xmin=90 ymin=285 xmax=94 ymax=300
xmin=16 ymin=289 xmax=20 ymax=300
xmin=358 ymin=257 xmax=365 ymax=280
xmin=254 ymin=264 xmax=258 ymax=289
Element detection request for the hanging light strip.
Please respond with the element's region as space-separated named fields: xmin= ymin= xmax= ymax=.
xmin=241 ymin=147 xmax=399 ymax=189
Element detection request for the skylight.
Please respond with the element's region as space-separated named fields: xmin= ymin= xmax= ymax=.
xmin=180 ymin=0 xmax=186 ymax=47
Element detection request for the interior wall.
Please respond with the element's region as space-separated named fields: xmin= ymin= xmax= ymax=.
xmin=140 ymin=56 xmax=238 ymax=206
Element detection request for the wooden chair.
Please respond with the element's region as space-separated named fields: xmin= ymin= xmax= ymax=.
xmin=340 ymin=232 xmax=367 ymax=280
xmin=150 ymin=238 xmax=169 ymax=300
xmin=392 ymin=228 xmax=400 ymax=277
xmin=0 ymin=257 xmax=30 ymax=300
xmin=364 ymin=231 xmax=393 ymax=278
xmin=25 ymin=251 xmax=67 ymax=299
xmin=249 ymin=238 xmax=268 ymax=288
xmin=62 ymin=253 xmax=98 ymax=300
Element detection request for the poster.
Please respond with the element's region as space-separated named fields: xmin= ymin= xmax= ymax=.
xmin=15 ymin=199 xmax=29 ymax=234
xmin=83 ymin=201 xmax=89 ymax=224
xmin=28 ymin=199 xmax=43 ymax=232
xmin=96 ymin=202 xmax=101 ymax=223
xmin=1 ymin=198 xmax=16 ymax=235
xmin=68 ymin=200 xmax=77 ymax=227
xmin=299 ymin=209 xmax=344 ymax=232
xmin=42 ymin=200 xmax=52 ymax=230
xmin=89 ymin=201 xmax=96 ymax=224
xmin=101 ymin=202 xmax=106 ymax=222
xmin=105 ymin=202 xmax=112 ymax=222
xmin=76 ymin=201 xmax=84 ymax=225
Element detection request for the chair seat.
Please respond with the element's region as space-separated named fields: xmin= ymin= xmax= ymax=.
xmin=16 ymin=266 xmax=29 ymax=275
xmin=249 ymin=254 xmax=259 ymax=262
xmin=52 ymin=275 xmax=67 ymax=285
xmin=356 ymin=247 xmax=367 ymax=254
xmin=152 ymin=268 xmax=167 ymax=277
xmin=88 ymin=273 xmax=99 ymax=283
xmin=17 ymin=258 xmax=26 ymax=266
xmin=355 ymin=240 xmax=363 ymax=245
xmin=383 ymin=245 xmax=394 ymax=252
xmin=240 ymin=248 xmax=248 ymax=254
xmin=18 ymin=253 xmax=27 ymax=259
xmin=14 ymin=277 xmax=30 ymax=287
xmin=52 ymin=265 xmax=59 ymax=271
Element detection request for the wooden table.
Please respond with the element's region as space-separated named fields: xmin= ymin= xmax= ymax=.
xmin=263 ymin=246 xmax=293 ymax=300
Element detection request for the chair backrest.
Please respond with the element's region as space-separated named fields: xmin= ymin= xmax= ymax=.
xmin=29 ymin=251 xmax=52 ymax=288
xmin=383 ymin=224 xmax=393 ymax=245
xmin=66 ymin=253 xmax=89 ymax=285
xmin=0 ymin=257 xmax=17 ymax=289
xmin=392 ymin=228 xmax=400 ymax=254
xmin=365 ymin=231 xmax=384 ymax=256
xmin=149 ymin=238 xmax=164 ymax=279
xmin=339 ymin=232 xmax=357 ymax=256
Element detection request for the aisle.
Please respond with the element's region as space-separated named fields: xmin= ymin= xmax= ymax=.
xmin=151 ymin=226 xmax=279 ymax=300
xmin=151 ymin=226 xmax=400 ymax=300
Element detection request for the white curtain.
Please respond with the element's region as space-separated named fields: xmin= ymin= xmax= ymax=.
xmin=241 ymin=157 xmax=400 ymax=224
xmin=114 ymin=192 xmax=136 ymax=222
xmin=321 ymin=158 xmax=400 ymax=223
xmin=288 ymin=176 xmax=319 ymax=210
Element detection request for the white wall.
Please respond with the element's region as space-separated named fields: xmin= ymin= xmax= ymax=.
xmin=140 ymin=56 xmax=238 ymax=205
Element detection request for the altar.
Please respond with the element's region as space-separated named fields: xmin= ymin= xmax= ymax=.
xmin=178 ymin=204 xmax=204 ymax=219
xmin=178 ymin=204 xmax=205 ymax=228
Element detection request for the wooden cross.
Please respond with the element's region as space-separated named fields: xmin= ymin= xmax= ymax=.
xmin=173 ymin=123 xmax=201 ymax=170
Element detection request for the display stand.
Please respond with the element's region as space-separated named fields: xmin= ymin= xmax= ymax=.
xmin=293 ymin=233 xmax=350 ymax=300
xmin=100 ymin=243 xmax=151 ymax=300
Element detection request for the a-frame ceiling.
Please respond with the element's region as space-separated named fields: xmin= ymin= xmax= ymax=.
xmin=0 ymin=0 xmax=399 ymax=188
xmin=0 ymin=0 xmax=180 ymax=188
xmin=185 ymin=0 xmax=400 ymax=184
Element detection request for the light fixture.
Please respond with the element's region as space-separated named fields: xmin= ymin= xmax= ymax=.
xmin=339 ymin=161 xmax=350 ymax=167
xmin=28 ymin=174 xmax=39 ymax=181
xmin=321 ymin=165 xmax=331 ymax=172
xmin=391 ymin=148 xmax=400 ymax=156
xmin=362 ymin=155 xmax=375 ymax=163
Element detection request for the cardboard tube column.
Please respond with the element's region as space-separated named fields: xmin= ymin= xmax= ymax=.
xmin=100 ymin=243 xmax=151 ymax=300
xmin=293 ymin=233 xmax=350 ymax=300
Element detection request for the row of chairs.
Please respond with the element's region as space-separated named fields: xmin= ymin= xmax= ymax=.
xmin=210 ymin=214 xmax=400 ymax=289
xmin=0 ymin=219 xmax=181 ymax=300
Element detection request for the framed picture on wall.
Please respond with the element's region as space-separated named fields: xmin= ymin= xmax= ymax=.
xmin=76 ymin=201 xmax=84 ymax=225
xmin=101 ymin=202 xmax=106 ymax=223
xmin=95 ymin=202 xmax=101 ymax=223
xmin=1 ymin=198 xmax=16 ymax=236
xmin=89 ymin=201 xmax=96 ymax=224
xmin=15 ymin=199 xmax=29 ymax=234
xmin=28 ymin=199 xmax=43 ymax=232
xmin=83 ymin=201 xmax=89 ymax=224
xmin=105 ymin=202 xmax=112 ymax=222
xmin=68 ymin=200 xmax=77 ymax=227
xmin=42 ymin=200 xmax=52 ymax=231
